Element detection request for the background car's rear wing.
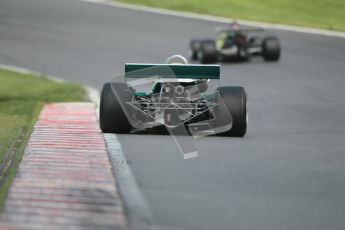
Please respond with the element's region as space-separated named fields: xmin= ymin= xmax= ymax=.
xmin=216 ymin=27 xmax=265 ymax=33
xmin=125 ymin=64 xmax=220 ymax=79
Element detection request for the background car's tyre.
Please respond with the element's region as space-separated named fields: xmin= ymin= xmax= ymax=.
xmin=100 ymin=82 xmax=132 ymax=133
xmin=191 ymin=51 xmax=198 ymax=61
xmin=190 ymin=40 xmax=200 ymax=61
xmin=262 ymin=37 xmax=281 ymax=61
xmin=198 ymin=40 xmax=218 ymax=64
xmin=217 ymin=86 xmax=247 ymax=137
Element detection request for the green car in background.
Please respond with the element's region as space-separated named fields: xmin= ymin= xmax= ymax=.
xmin=190 ymin=22 xmax=281 ymax=63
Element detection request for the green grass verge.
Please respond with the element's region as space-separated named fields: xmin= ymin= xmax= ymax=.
xmin=117 ymin=0 xmax=345 ymax=32
xmin=0 ymin=68 xmax=85 ymax=209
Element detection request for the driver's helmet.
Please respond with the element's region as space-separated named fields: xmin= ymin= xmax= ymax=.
xmin=229 ymin=20 xmax=241 ymax=31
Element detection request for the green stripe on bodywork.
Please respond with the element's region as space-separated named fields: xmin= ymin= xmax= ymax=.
xmin=125 ymin=64 xmax=220 ymax=79
xmin=134 ymin=92 xmax=147 ymax=97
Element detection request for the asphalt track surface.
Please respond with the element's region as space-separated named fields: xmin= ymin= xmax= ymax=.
xmin=1 ymin=0 xmax=345 ymax=229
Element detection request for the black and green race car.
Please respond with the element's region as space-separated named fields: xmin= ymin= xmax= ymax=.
xmin=190 ymin=23 xmax=281 ymax=63
xmin=99 ymin=55 xmax=247 ymax=137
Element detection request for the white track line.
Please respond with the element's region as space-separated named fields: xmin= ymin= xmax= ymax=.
xmin=104 ymin=134 xmax=158 ymax=230
xmin=0 ymin=64 xmax=66 ymax=83
xmin=78 ymin=0 xmax=345 ymax=39
xmin=84 ymin=86 xmax=101 ymax=107
xmin=0 ymin=63 xmax=158 ymax=230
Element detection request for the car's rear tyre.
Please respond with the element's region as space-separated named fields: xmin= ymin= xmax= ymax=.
xmin=262 ymin=37 xmax=280 ymax=61
xmin=100 ymin=82 xmax=132 ymax=133
xmin=198 ymin=40 xmax=218 ymax=64
xmin=217 ymin=86 xmax=247 ymax=137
